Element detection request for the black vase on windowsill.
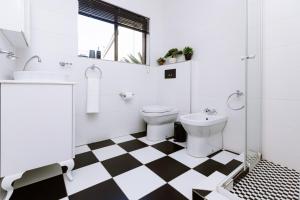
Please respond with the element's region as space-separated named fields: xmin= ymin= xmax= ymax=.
xmin=96 ymin=47 xmax=101 ymax=59
xmin=89 ymin=50 xmax=96 ymax=59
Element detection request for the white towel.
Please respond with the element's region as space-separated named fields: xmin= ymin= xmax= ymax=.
xmin=86 ymin=77 xmax=100 ymax=114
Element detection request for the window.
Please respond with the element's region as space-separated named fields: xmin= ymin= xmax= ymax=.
xmin=78 ymin=0 xmax=149 ymax=65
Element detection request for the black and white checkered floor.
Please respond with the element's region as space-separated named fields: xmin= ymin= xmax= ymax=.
xmin=231 ymin=159 xmax=300 ymax=200
xmin=8 ymin=132 xmax=243 ymax=200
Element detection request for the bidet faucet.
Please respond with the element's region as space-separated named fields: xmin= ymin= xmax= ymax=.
xmin=204 ymin=108 xmax=217 ymax=115
xmin=23 ymin=55 xmax=42 ymax=71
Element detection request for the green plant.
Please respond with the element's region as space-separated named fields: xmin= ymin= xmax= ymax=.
xmin=122 ymin=53 xmax=143 ymax=64
xmin=157 ymin=57 xmax=166 ymax=65
xmin=183 ymin=46 xmax=193 ymax=56
xmin=164 ymin=48 xmax=183 ymax=58
xmin=183 ymin=46 xmax=194 ymax=60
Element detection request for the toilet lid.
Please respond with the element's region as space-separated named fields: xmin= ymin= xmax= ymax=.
xmin=142 ymin=105 xmax=173 ymax=113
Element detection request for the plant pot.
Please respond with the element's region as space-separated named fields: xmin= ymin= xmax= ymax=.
xmin=184 ymin=54 xmax=193 ymax=61
xmin=158 ymin=60 xmax=165 ymax=66
xmin=168 ymin=57 xmax=177 ymax=64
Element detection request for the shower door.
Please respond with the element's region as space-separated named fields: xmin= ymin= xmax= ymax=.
xmin=243 ymin=0 xmax=262 ymax=170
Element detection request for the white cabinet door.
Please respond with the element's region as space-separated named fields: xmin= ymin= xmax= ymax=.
xmin=1 ymin=84 xmax=73 ymax=176
xmin=0 ymin=0 xmax=30 ymax=47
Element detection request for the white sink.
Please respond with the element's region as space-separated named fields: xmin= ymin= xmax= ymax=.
xmin=180 ymin=113 xmax=228 ymax=157
xmin=180 ymin=113 xmax=228 ymax=129
xmin=14 ymin=71 xmax=67 ymax=82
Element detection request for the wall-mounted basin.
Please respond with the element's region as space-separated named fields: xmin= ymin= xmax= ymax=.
xmin=14 ymin=71 xmax=67 ymax=82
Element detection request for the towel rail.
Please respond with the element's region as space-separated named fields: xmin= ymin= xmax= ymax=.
xmin=85 ymin=64 xmax=102 ymax=78
xmin=227 ymin=90 xmax=245 ymax=111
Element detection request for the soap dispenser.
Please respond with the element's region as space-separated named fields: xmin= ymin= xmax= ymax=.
xmin=96 ymin=47 xmax=101 ymax=59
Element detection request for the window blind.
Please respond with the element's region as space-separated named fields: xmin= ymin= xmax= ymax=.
xmin=78 ymin=0 xmax=149 ymax=33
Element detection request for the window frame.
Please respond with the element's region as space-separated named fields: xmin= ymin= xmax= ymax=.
xmin=113 ymin=24 xmax=148 ymax=64
xmin=78 ymin=0 xmax=149 ymax=65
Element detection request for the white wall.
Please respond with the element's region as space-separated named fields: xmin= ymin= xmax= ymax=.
xmin=15 ymin=0 xmax=166 ymax=146
xmin=262 ymin=0 xmax=300 ymax=171
xmin=156 ymin=61 xmax=192 ymax=116
xmin=162 ymin=0 xmax=247 ymax=153
xmin=0 ymin=33 xmax=16 ymax=79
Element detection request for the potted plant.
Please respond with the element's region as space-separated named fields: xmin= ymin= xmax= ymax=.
xmin=157 ymin=57 xmax=166 ymax=66
xmin=164 ymin=48 xmax=183 ymax=64
xmin=183 ymin=46 xmax=193 ymax=60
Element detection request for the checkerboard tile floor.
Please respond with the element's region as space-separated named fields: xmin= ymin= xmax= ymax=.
xmin=231 ymin=159 xmax=300 ymax=200
xmin=9 ymin=132 xmax=243 ymax=200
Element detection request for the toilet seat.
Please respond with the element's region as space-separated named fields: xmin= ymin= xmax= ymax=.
xmin=142 ymin=105 xmax=173 ymax=113
xmin=141 ymin=109 xmax=178 ymax=117
xmin=142 ymin=105 xmax=178 ymax=117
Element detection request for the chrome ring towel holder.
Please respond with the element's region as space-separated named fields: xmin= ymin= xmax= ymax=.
xmin=227 ymin=90 xmax=245 ymax=111
xmin=85 ymin=64 xmax=102 ymax=79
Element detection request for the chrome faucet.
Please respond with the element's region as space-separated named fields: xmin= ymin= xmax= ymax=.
xmin=204 ymin=108 xmax=217 ymax=115
xmin=23 ymin=55 xmax=42 ymax=71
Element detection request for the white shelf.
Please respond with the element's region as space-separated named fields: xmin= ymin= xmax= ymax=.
xmin=159 ymin=60 xmax=192 ymax=67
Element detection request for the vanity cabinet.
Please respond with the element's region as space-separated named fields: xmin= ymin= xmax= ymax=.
xmin=0 ymin=81 xmax=75 ymax=200
xmin=0 ymin=0 xmax=30 ymax=47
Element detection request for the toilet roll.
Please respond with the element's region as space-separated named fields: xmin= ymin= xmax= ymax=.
xmin=120 ymin=92 xmax=135 ymax=100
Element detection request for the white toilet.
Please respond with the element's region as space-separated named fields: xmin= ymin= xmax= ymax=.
xmin=141 ymin=105 xmax=178 ymax=141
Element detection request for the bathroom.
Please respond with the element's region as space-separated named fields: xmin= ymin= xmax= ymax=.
xmin=0 ymin=0 xmax=299 ymax=199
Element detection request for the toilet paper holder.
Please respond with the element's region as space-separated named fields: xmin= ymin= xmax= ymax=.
xmin=119 ymin=92 xmax=135 ymax=100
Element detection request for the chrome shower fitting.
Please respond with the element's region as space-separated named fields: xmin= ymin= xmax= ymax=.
xmin=0 ymin=49 xmax=17 ymax=60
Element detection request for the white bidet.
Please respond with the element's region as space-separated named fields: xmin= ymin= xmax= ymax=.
xmin=180 ymin=113 xmax=228 ymax=157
